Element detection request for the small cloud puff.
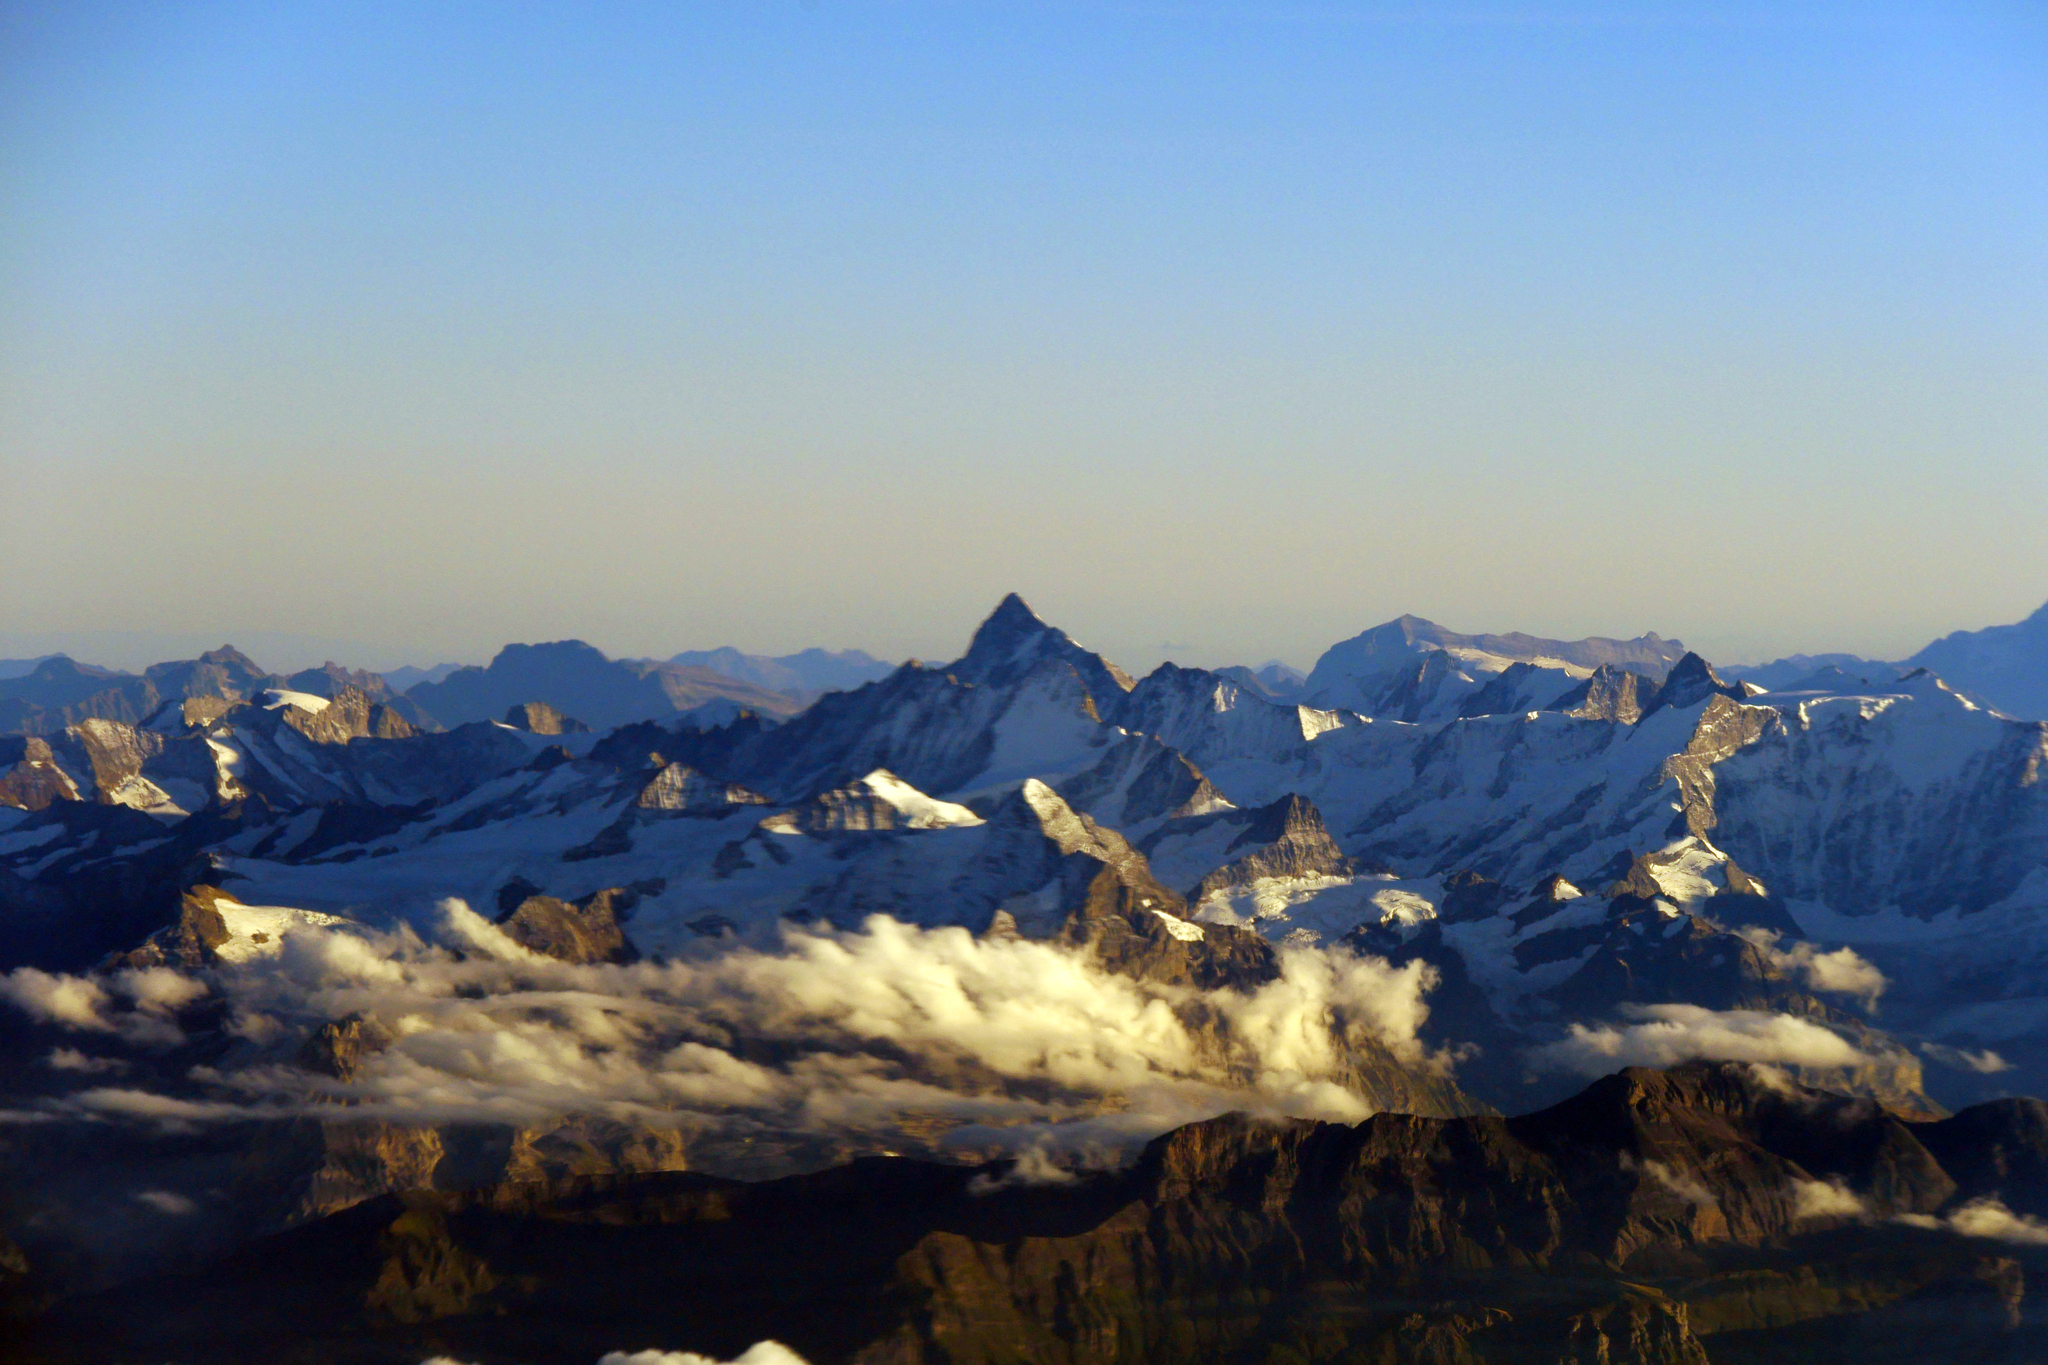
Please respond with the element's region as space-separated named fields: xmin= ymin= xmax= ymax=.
xmin=1918 ymin=1041 xmax=2012 ymax=1075
xmin=967 ymin=1142 xmax=1081 ymax=1195
xmin=1791 ymin=1178 xmax=1866 ymax=1221
xmin=1633 ymin=1157 xmax=1716 ymax=1209
xmin=133 ymin=1190 xmax=197 ymax=1215
xmin=1526 ymin=1004 xmax=1867 ymax=1076
xmin=1734 ymin=930 xmax=1886 ymax=1009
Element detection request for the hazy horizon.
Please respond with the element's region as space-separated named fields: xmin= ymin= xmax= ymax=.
xmin=6 ymin=2 xmax=2045 ymax=675
xmin=1 ymin=586 xmax=2041 ymax=680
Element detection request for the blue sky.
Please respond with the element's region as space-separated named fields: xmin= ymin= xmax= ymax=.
xmin=3 ymin=2 xmax=2044 ymax=672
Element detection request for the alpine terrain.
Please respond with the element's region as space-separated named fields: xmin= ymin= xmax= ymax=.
xmin=4 ymin=594 xmax=2048 ymax=1363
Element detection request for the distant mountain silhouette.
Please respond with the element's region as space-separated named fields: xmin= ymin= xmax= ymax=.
xmin=403 ymin=640 xmax=807 ymax=730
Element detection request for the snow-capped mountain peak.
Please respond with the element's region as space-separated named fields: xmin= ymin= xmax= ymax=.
xmin=949 ymin=594 xmax=1136 ymax=715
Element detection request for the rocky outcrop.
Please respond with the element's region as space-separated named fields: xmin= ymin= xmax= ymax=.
xmin=495 ymin=888 xmax=639 ymax=964
xmin=281 ymin=687 xmax=419 ymax=744
xmin=1642 ymin=652 xmax=1749 ymax=720
xmin=1548 ymin=662 xmax=1654 ymax=724
xmin=108 ymin=884 xmax=235 ymax=969
xmin=0 ymin=647 xmax=279 ymax=737
xmin=0 ymin=737 xmax=79 ymax=810
xmin=634 ymin=761 xmax=769 ymax=813
xmin=501 ymin=701 xmax=587 ymax=735
xmin=1188 ymin=793 xmax=1355 ymax=901
xmin=759 ymin=770 xmax=980 ymax=834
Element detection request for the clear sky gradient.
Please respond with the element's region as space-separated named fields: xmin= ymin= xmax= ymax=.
xmin=3 ymin=2 xmax=2045 ymax=674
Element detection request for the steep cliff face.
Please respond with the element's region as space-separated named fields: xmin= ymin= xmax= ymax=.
xmin=27 ymin=1063 xmax=2045 ymax=1365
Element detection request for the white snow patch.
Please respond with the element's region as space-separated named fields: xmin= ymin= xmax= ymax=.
xmin=1193 ymin=875 xmax=1441 ymax=948
xmin=214 ymin=903 xmax=351 ymax=963
xmin=1369 ymin=888 xmax=1436 ymax=928
xmin=858 ymin=770 xmax=984 ymax=828
xmin=257 ymin=688 xmax=330 ymax=714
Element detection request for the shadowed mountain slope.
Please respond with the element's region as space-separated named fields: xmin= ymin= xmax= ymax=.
xmin=21 ymin=1062 xmax=2047 ymax=1365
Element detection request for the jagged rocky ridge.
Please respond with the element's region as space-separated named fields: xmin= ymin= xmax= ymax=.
xmin=17 ymin=1062 xmax=2048 ymax=1364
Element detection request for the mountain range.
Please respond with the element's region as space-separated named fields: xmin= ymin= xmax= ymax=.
xmin=3 ymin=592 xmax=2048 ymax=1360
xmin=6 ymin=597 xmax=2045 ymax=741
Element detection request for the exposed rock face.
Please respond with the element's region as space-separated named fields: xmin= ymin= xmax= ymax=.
xmin=109 ymin=885 xmax=235 ymax=969
xmin=1054 ymin=732 xmax=1230 ymax=829
xmin=0 ymin=720 xmax=218 ymax=815
xmin=759 ymin=770 xmax=980 ymax=834
xmin=1643 ymin=652 xmax=1749 ymax=720
xmin=495 ymin=888 xmax=638 ymax=964
xmin=501 ymin=701 xmax=587 ymax=735
xmin=1548 ymin=662 xmax=1654 ymax=724
xmin=635 ymin=761 xmax=769 ymax=813
xmin=33 ymin=1063 xmax=2047 ymax=1365
xmin=0 ymin=737 xmax=79 ymax=810
xmin=0 ymin=656 xmax=149 ymax=735
xmin=298 ymin=1014 xmax=396 ymax=1081
xmin=1188 ymin=793 xmax=1355 ymax=902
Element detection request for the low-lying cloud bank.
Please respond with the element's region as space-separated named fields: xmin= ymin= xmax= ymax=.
xmin=0 ymin=902 xmax=1448 ymax=1155
xmin=1526 ymin=1003 xmax=1868 ymax=1076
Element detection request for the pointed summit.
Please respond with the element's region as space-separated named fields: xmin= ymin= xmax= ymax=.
xmin=1641 ymin=652 xmax=1746 ymax=718
xmin=949 ymin=594 xmax=1135 ymax=716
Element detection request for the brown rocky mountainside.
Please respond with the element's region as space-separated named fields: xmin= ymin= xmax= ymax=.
xmin=18 ymin=1063 xmax=2047 ymax=1365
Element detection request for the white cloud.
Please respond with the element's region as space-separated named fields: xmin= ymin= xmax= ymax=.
xmin=599 ymin=1346 xmax=810 ymax=1365
xmin=0 ymin=964 xmax=204 ymax=1047
xmin=2 ymin=905 xmax=1448 ymax=1157
xmin=1638 ymin=1158 xmax=1716 ymax=1208
xmin=1919 ymin=1041 xmax=2012 ymax=1074
xmin=0 ymin=968 xmax=114 ymax=1032
xmin=1526 ymin=1004 xmax=1868 ymax=1076
xmin=134 ymin=1189 xmax=197 ymax=1215
xmin=421 ymin=1348 xmax=811 ymax=1365
xmin=44 ymin=1047 xmax=127 ymax=1074
xmin=967 ymin=1142 xmax=1081 ymax=1195
xmin=1734 ymin=930 xmax=1886 ymax=1008
xmin=1897 ymin=1198 xmax=2048 ymax=1245
xmin=1791 ymin=1178 xmax=1866 ymax=1221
